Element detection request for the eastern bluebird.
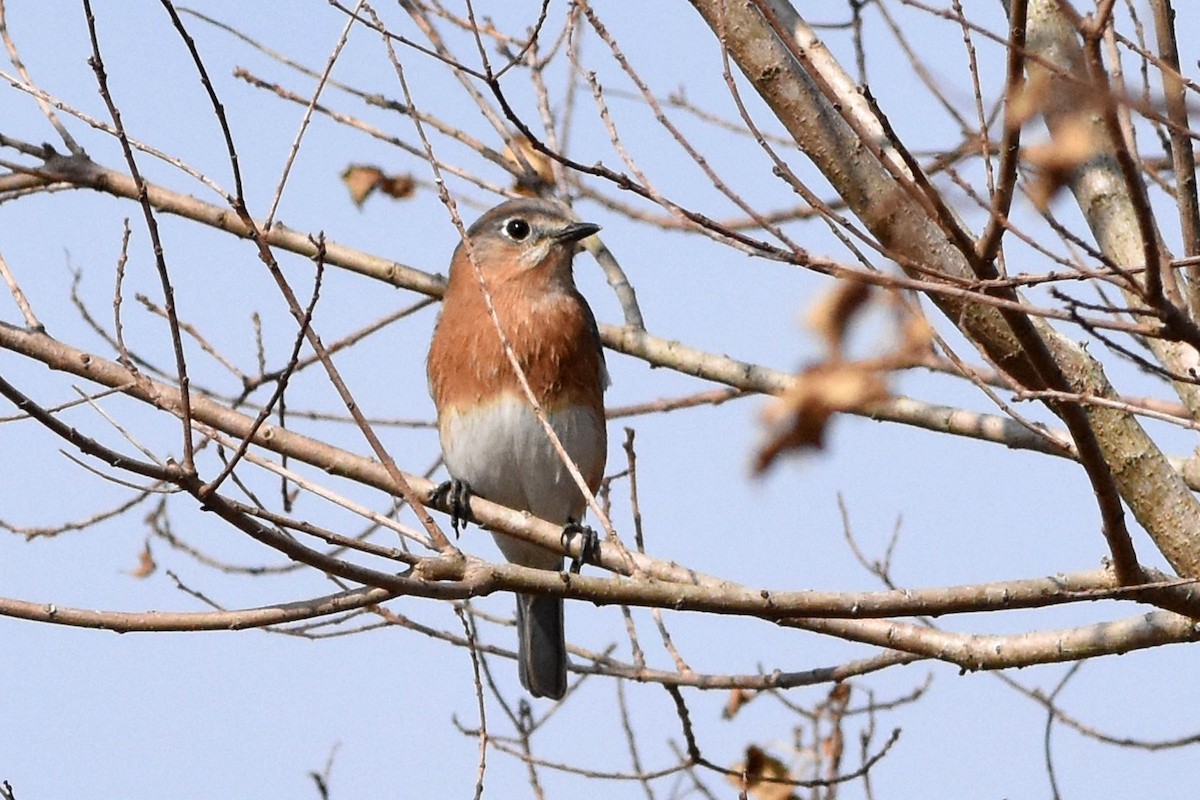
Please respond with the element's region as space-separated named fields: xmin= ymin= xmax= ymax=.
xmin=427 ymin=197 xmax=608 ymax=699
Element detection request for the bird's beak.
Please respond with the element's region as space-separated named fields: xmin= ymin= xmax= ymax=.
xmin=553 ymin=221 xmax=600 ymax=245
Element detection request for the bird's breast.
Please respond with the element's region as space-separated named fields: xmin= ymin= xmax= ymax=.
xmin=428 ymin=287 xmax=606 ymax=415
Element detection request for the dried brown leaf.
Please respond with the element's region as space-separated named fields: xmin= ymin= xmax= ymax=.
xmin=755 ymin=362 xmax=890 ymax=473
xmin=1023 ymin=116 xmax=1098 ymax=211
xmin=806 ymin=278 xmax=872 ymax=359
xmin=822 ymin=727 xmax=845 ymax=777
xmin=895 ymin=312 xmax=935 ymax=365
xmin=828 ymin=682 xmax=851 ymax=707
xmin=129 ymin=540 xmax=156 ymax=579
xmin=1007 ymin=70 xmax=1050 ymax=129
xmin=723 ymin=687 xmax=755 ymax=719
xmin=377 ymin=173 xmax=415 ymax=201
xmin=340 ymin=164 xmax=415 ymax=207
xmin=729 ymin=745 xmax=798 ymax=800
xmin=503 ymin=137 xmax=555 ymax=195
xmin=341 ymin=164 xmax=383 ymax=206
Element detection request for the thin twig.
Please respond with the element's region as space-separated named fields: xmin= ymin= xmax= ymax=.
xmin=84 ymin=0 xmax=197 ymax=470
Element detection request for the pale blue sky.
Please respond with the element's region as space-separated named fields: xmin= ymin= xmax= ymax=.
xmin=1 ymin=2 xmax=1198 ymax=797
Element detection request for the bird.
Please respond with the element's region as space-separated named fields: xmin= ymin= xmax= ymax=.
xmin=427 ymin=197 xmax=608 ymax=700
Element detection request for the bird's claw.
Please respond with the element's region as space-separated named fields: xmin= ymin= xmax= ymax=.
xmin=561 ymin=520 xmax=600 ymax=574
xmin=431 ymin=478 xmax=473 ymax=537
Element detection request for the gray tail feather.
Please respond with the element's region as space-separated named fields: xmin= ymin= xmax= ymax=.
xmin=516 ymin=593 xmax=567 ymax=700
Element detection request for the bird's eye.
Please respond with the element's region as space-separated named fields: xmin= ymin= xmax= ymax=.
xmin=504 ymin=218 xmax=531 ymax=241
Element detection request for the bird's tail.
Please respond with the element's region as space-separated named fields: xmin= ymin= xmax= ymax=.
xmin=516 ymin=592 xmax=567 ymax=700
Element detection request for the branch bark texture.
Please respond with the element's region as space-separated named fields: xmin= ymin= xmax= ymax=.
xmin=685 ymin=0 xmax=1200 ymax=579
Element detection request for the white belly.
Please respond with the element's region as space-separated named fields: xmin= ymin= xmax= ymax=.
xmin=440 ymin=396 xmax=605 ymax=568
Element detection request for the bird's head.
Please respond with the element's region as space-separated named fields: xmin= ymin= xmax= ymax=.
xmin=452 ymin=198 xmax=600 ymax=286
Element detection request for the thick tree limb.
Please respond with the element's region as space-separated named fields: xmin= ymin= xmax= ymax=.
xmin=685 ymin=0 xmax=1200 ymax=580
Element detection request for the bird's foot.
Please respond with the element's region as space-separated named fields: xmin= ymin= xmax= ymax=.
xmin=561 ymin=519 xmax=600 ymax=574
xmin=431 ymin=478 xmax=473 ymax=537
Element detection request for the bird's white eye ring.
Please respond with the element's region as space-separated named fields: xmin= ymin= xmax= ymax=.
xmin=504 ymin=218 xmax=531 ymax=241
